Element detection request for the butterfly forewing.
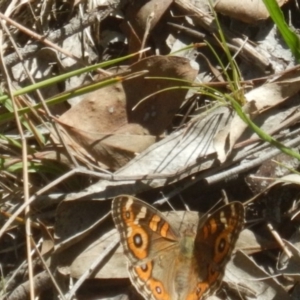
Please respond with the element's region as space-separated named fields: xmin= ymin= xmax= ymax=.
xmin=112 ymin=195 xmax=180 ymax=264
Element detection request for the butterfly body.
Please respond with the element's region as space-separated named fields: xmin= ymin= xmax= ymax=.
xmin=112 ymin=195 xmax=244 ymax=300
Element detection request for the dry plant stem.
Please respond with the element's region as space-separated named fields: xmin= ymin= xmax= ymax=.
xmin=0 ymin=209 xmax=40 ymax=229
xmin=0 ymin=13 xmax=85 ymax=65
xmin=174 ymin=0 xmax=270 ymax=70
xmin=46 ymin=125 xmax=80 ymax=169
xmin=65 ymin=230 xmax=119 ymax=300
xmin=0 ymin=23 xmax=35 ymax=300
xmin=1 ymin=18 xmax=53 ymax=125
xmin=139 ymin=12 xmax=154 ymax=60
xmin=223 ymin=35 xmax=249 ymax=71
xmin=0 ymin=166 xmax=86 ymax=238
xmin=267 ymin=223 xmax=292 ymax=259
xmin=167 ymin=22 xmax=240 ymax=54
xmin=3 ymin=6 xmax=113 ymax=67
xmin=31 ymin=238 xmax=66 ymax=300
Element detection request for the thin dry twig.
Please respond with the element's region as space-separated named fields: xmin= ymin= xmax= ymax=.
xmin=174 ymin=0 xmax=270 ymax=70
xmin=0 ymin=12 xmax=82 ymax=64
xmin=267 ymin=223 xmax=292 ymax=259
xmin=156 ymin=131 xmax=300 ymax=204
xmin=2 ymin=6 xmax=113 ymax=67
xmin=64 ymin=225 xmax=118 ymax=300
xmin=0 ymin=23 xmax=34 ymax=300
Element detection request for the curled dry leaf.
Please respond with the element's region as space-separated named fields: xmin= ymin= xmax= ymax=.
xmin=214 ymin=0 xmax=288 ymax=23
xmin=58 ymin=55 xmax=198 ymax=169
xmin=58 ymin=94 xmax=298 ymax=200
xmin=124 ymin=0 xmax=172 ymax=35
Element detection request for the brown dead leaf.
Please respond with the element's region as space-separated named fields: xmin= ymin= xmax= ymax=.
xmin=125 ymin=55 xmax=199 ymax=135
xmin=57 ymin=122 xmax=156 ymax=169
xmin=278 ymin=238 xmax=300 ymax=276
xmin=57 ymin=55 xmax=198 ymax=169
xmin=59 ymin=81 xmax=128 ymax=135
xmin=215 ymin=0 xmax=288 ymax=23
xmin=66 ymin=106 xmax=232 ymax=199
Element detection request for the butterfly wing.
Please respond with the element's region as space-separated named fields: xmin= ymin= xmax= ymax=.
xmin=112 ymin=195 xmax=181 ymax=300
xmin=112 ymin=197 xmax=244 ymax=300
xmin=112 ymin=195 xmax=180 ymax=264
xmin=191 ymin=202 xmax=244 ymax=299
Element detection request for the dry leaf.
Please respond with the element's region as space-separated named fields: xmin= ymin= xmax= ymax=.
xmin=54 ymin=200 xmax=108 ymax=254
xmin=124 ymin=55 xmax=199 ymax=135
xmin=278 ymin=238 xmax=300 ymax=278
xmin=57 ymin=55 xmax=198 ymax=169
xmin=225 ymin=250 xmax=290 ymax=299
xmin=214 ymin=66 xmax=300 ymax=162
xmin=215 ymin=0 xmax=288 ymax=23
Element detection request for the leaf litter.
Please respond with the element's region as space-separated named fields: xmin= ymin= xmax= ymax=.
xmin=1 ymin=0 xmax=300 ymax=299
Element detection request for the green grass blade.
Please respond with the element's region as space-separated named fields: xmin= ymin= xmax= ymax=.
xmin=227 ymin=94 xmax=300 ymax=160
xmin=0 ymin=51 xmax=144 ymax=102
xmin=263 ymin=0 xmax=300 ymax=61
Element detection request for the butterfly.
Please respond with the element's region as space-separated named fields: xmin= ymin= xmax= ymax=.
xmin=112 ymin=195 xmax=244 ymax=300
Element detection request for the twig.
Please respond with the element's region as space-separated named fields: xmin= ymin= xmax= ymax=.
xmin=157 ymin=132 xmax=300 ymax=204
xmin=0 ymin=20 xmax=34 ymax=300
xmin=174 ymin=0 xmax=270 ymax=70
xmin=3 ymin=6 xmax=113 ymax=67
xmin=31 ymin=238 xmax=66 ymax=300
xmin=267 ymin=223 xmax=292 ymax=259
xmin=0 ymin=12 xmax=82 ymax=64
